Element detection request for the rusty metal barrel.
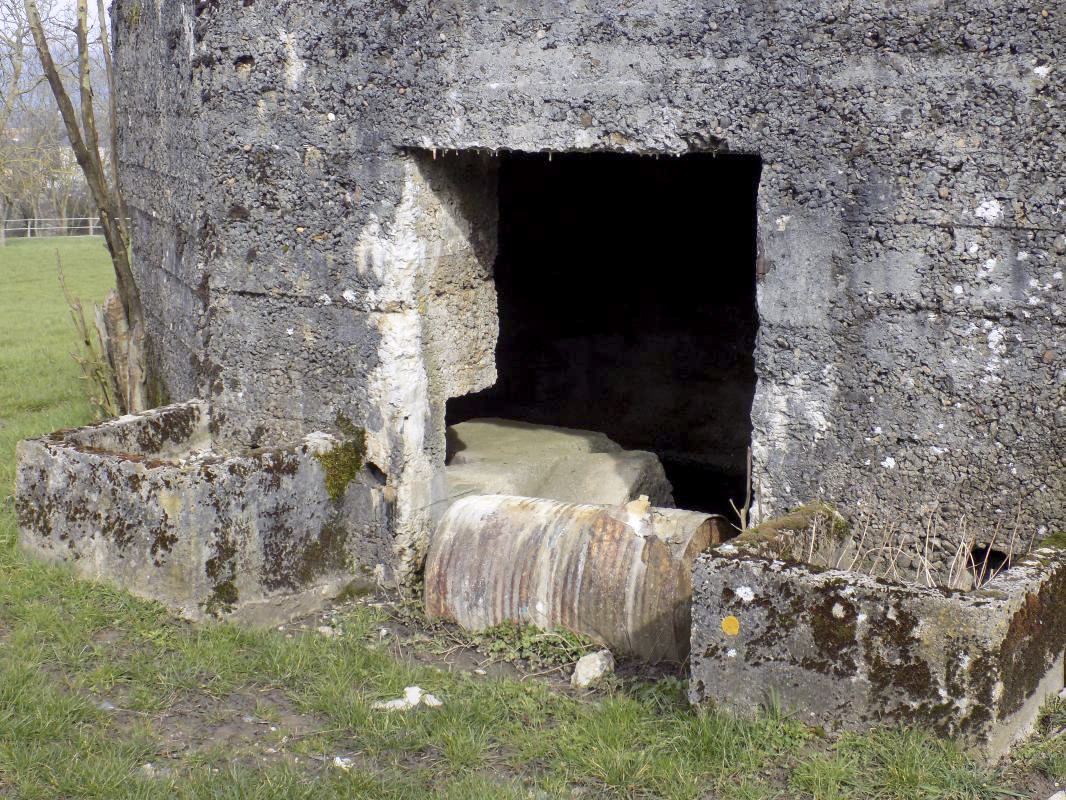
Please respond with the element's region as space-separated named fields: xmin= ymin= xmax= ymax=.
xmin=425 ymin=494 xmax=726 ymax=662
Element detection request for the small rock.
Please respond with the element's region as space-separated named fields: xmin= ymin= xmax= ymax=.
xmin=371 ymin=685 xmax=442 ymax=711
xmin=332 ymin=756 xmax=354 ymax=771
xmin=140 ymin=763 xmax=156 ymax=778
xmin=570 ymin=650 xmax=615 ymax=689
xmin=97 ymin=700 xmax=116 ymax=711
xmin=1046 ymin=791 xmax=1066 ymax=800
xmin=474 ymin=668 xmax=487 ymax=675
xmin=624 ymin=494 xmax=651 ymax=516
xmin=422 ymin=692 xmax=443 ymax=708
xmin=316 ymin=625 xmax=337 ymax=638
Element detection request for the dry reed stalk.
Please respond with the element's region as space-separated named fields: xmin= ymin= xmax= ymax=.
xmin=57 ymin=253 xmax=119 ymax=419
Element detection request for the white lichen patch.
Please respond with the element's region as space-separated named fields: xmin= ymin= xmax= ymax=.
xmin=974 ymin=198 xmax=1003 ymax=223
xmin=735 ymin=586 xmax=755 ymax=603
xmin=303 ymin=431 xmax=338 ymax=455
xmin=278 ymin=28 xmax=307 ymax=89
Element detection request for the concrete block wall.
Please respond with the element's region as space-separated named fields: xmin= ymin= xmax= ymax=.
xmin=113 ymin=0 xmax=1065 ymax=578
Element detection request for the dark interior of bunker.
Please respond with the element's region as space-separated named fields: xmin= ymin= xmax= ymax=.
xmin=448 ymin=152 xmax=762 ymax=514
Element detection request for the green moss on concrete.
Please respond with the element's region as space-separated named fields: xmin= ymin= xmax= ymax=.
xmin=206 ymin=580 xmax=239 ymax=616
xmin=314 ymin=415 xmax=366 ymax=503
xmin=1038 ymin=531 xmax=1066 ymax=550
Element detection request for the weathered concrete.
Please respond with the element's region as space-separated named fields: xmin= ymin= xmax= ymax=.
xmin=15 ymin=401 xmax=391 ymax=623
xmin=111 ymin=1 xmax=1064 ymax=581
xmin=445 ymin=418 xmax=674 ymax=507
xmin=689 ymin=513 xmax=1066 ymax=758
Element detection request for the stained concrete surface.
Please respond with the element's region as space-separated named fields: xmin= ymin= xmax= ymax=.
xmin=15 ymin=402 xmax=392 ymax=622
xmin=690 ymin=511 xmax=1066 ymax=758
xmin=109 ymin=1 xmax=1065 ymax=580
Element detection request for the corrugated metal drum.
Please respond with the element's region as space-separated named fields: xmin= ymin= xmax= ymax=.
xmin=425 ymin=494 xmax=726 ymax=662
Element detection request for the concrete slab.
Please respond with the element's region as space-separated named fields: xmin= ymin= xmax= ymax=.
xmin=689 ymin=509 xmax=1066 ymax=759
xmin=445 ymin=418 xmax=674 ymax=507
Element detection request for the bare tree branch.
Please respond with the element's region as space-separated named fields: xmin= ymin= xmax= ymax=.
xmin=24 ymin=0 xmax=149 ymax=413
xmin=95 ymin=0 xmax=120 ymax=213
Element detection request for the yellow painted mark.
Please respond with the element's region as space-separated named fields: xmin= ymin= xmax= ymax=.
xmin=721 ymin=615 xmax=740 ymax=636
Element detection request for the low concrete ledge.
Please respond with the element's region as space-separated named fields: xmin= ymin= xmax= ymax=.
xmin=15 ymin=400 xmax=392 ymax=624
xmin=689 ymin=512 xmax=1066 ymax=759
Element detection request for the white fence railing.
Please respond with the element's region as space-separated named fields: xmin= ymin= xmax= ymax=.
xmin=2 ymin=217 xmax=103 ymax=239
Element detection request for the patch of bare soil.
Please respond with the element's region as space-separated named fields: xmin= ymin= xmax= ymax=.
xmin=103 ymin=687 xmax=322 ymax=772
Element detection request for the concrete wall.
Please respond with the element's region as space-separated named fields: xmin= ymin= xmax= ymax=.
xmin=114 ymin=0 xmax=1065 ymax=572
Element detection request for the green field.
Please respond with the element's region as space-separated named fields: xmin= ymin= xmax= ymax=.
xmin=0 ymin=237 xmax=1062 ymax=798
xmin=0 ymin=237 xmax=117 ymax=494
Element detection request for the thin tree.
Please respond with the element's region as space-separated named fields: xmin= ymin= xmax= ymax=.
xmin=25 ymin=0 xmax=148 ymax=412
xmin=0 ymin=0 xmax=38 ymax=244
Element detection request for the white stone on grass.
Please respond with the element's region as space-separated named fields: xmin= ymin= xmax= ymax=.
xmin=570 ymin=650 xmax=615 ymax=689
xmin=371 ymin=685 xmax=442 ymax=711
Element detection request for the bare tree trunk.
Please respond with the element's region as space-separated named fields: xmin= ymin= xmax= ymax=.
xmin=96 ymin=0 xmax=123 ymax=221
xmin=25 ymin=0 xmax=149 ymax=413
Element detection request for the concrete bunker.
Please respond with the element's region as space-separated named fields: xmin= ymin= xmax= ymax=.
xmin=15 ymin=0 xmax=1066 ymax=758
xmin=439 ymin=150 xmax=762 ymax=515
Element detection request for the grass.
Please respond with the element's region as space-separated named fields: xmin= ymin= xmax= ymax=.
xmin=0 ymin=236 xmax=1057 ymax=798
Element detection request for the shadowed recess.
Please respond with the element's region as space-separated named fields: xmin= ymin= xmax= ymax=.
xmin=449 ymin=151 xmax=762 ymax=515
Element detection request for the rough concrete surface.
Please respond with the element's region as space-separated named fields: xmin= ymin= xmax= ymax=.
xmin=109 ymin=0 xmax=1064 ymax=579
xmin=15 ymin=402 xmax=391 ymax=623
xmin=690 ymin=521 xmax=1066 ymax=758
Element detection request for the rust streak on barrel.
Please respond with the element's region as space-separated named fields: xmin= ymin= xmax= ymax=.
xmin=425 ymin=494 xmax=726 ymax=662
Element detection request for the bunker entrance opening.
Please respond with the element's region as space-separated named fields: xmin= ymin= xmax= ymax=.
xmin=446 ymin=150 xmax=761 ymax=515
